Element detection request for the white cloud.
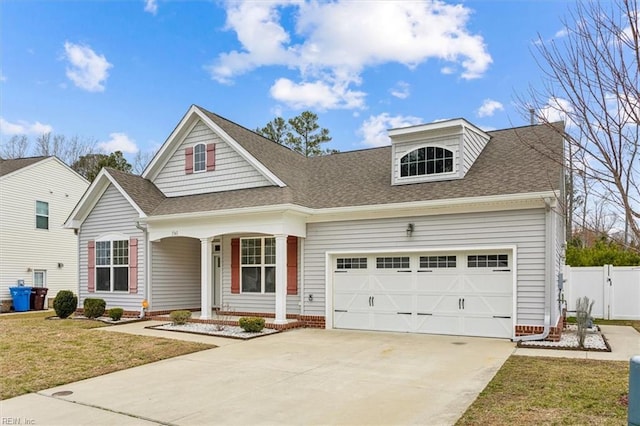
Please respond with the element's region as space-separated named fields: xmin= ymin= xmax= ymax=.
xmin=358 ymin=113 xmax=423 ymax=147
xmin=0 ymin=117 xmax=53 ymax=135
xmin=390 ymin=81 xmax=410 ymax=99
xmin=537 ymin=97 xmax=575 ymax=127
xmin=63 ymin=42 xmax=113 ymax=92
xmin=0 ymin=70 xmax=6 ymax=82
xmin=554 ymin=28 xmax=568 ymax=38
xmin=144 ymin=0 xmax=158 ymax=15
xmin=477 ymin=99 xmax=504 ymax=117
xmin=208 ymin=1 xmax=492 ymax=110
xmin=270 ymin=78 xmax=366 ymax=110
xmin=98 ymin=132 xmax=139 ymax=154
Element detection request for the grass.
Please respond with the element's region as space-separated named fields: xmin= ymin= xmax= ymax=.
xmin=0 ymin=311 xmax=214 ymax=400
xmin=457 ymin=356 xmax=629 ymax=425
xmin=566 ymin=316 xmax=640 ymax=333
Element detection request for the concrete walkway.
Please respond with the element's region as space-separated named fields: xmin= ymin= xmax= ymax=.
xmin=1 ymin=327 xmax=514 ymax=426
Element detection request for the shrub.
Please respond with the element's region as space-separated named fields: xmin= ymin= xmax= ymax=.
xmin=53 ymin=290 xmax=77 ymax=319
xmin=109 ymin=308 xmax=124 ymax=321
xmin=238 ymin=316 xmax=265 ymax=333
xmin=83 ymin=298 xmax=106 ymax=319
xmin=170 ymin=310 xmax=192 ymax=325
xmin=576 ymin=296 xmax=595 ymax=347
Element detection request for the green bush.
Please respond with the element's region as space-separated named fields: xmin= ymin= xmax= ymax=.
xmin=83 ymin=298 xmax=106 ymax=319
xmin=109 ymin=308 xmax=124 ymax=321
xmin=170 ymin=310 xmax=192 ymax=325
xmin=238 ymin=316 xmax=265 ymax=332
xmin=53 ymin=290 xmax=77 ymax=319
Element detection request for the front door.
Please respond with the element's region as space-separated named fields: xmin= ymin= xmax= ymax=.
xmin=212 ymin=254 xmax=221 ymax=307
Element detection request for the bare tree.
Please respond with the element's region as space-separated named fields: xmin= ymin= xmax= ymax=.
xmin=132 ymin=150 xmax=154 ymax=175
xmin=33 ymin=133 xmax=96 ymax=165
xmin=525 ymin=0 xmax=640 ymax=242
xmin=0 ymin=135 xmax=29 ymax=159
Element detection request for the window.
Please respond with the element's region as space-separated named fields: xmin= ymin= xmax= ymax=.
xmin=400 ymin=147 xmax=453 ymax=177
xmin=96 ymin=240 xmax=129 ymax=291
xmin=376 ymin=257 xmax=410 ymax=269
xmin=36 ymin=201 xmax=49 ymax=229
xmin=420 ymin=256 xmax=457 ymax=268
xmin=467 ymin=254 xmax=508 ymax=268
xmin=193 ymin=143 xmax=206 ymax=172
xmin=241 ymin=237 xmax=275 ymax=293
xmin=336 ymin=258 xmax=367 ymax=269
xmin=33 ymin=270 xmax=46 ymax=288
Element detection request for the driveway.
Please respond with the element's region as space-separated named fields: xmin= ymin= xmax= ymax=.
xmin=1 ymin=328 xmax=514 ymax=425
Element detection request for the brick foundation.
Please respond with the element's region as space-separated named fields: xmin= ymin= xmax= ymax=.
xmin=515 ymin=314 xmax=564 ymax=342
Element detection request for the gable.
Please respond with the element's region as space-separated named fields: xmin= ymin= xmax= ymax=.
xmin=152 ymin=119 xmax=272 ymax=197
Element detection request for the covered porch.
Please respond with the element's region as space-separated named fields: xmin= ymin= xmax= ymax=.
xmin=143 ymin=209 xmax=307 ymax=325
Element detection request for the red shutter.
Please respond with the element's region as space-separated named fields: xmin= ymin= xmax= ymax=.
xmin=185 ymin=147 xmax=194 ymax=174
xmin=287 ymin=236 xmax=298 ymax=295
xmin=129 ymin=238 xmax=138 ymax=294
xmin=88 ymin=240 xmax=95 ymax=293
xmin=206 ymin=143 xmax=215 ymax=171
xmin=231 ymin=238 xmax=240 ymax=294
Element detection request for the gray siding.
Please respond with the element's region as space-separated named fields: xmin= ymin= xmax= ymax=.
xmin=153 ymin=120 xmax=271 ymax=197
xmin=150 ymin=237 xmax=201 ymax=311
xmin=462 ymin=128 xmax=489 ymax=175
xmin=79 ymin=185 xmax=145 ymax=311
xmin=221 ymin=235 xmax=301 ymax=314
xmin=303 ymin=209 xmax=547 ymax=325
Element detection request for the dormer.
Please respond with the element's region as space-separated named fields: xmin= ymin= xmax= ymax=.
xmin=389 ymin=118 xmax=490 ymax=186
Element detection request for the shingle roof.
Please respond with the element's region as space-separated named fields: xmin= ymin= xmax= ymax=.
xmin=103 ymin=107 xmax=564 ymax=217
xmin=0 ymin=156 xmax=48 ymax=177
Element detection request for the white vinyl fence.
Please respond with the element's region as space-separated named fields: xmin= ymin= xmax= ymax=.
xmin=564 ymin=265 xmax=640 ymax=320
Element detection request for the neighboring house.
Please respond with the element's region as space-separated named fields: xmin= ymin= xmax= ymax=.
xmin=65 ymin=105 xmax=565 ymax=340
xmin=0 ymin=156 xmax=89 ymax=307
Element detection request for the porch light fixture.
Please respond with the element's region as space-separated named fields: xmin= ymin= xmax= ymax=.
xmin=406 ymin=223 xmax=414 ymax=237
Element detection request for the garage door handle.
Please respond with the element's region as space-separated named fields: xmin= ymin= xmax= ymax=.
xmin=397 ymin=312 xmax=411 ymax=315
xmin=458 ymin=298 xmax=461 ymax=309
xmin=417 ymin=313 xmax=432 ymax=316
xmin=492 ymin=315 xmax=511 ymax=319
xmin=462 ymin=298 xmax=465 ymax=309
xmin=398 ymin=270 xmax=412 ymax=273
xmin=493 ymin=269 xmax=511 ymax=272
xmin=334 ymin=309 xmax=348 ymax=313
xmin=417 ymin=270 xmax=432 ymax=272
xmin=334 ymin=270 xmax=348 ymax=273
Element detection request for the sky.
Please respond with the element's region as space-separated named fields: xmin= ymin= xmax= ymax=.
xmin=1 ymin=0 xmax=574 ymax=164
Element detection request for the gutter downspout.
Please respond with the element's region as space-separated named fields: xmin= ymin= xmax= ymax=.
xmin=135 ymin=221 xmax=148 ymax=318
xmin=513 ymin=197 xmax=554 ymax=342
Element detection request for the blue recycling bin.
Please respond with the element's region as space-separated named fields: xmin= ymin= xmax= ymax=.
xmin=9 ymin=286 xmax=32 ymax=312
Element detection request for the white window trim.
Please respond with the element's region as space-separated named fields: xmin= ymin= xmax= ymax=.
xmin=193 ymin=143 xmax=206 ymax=173
xmin=33 ymin=270 xmax=46 ymax=288
xmin=398 ymin=144 xmax=456 ymax=179
xmin=95 ymin=236 xmax=130 ymax=293
xmin=240 ymin=237 xmax=276 ymax=294
xmin=35 ymin=200 xmax=49 ymax=230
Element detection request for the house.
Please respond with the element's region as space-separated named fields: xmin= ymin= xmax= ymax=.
xmin=0 ymin=156 xmax=89 ymax=308
xmin=65 ymin=105 xmax=565 ymax=340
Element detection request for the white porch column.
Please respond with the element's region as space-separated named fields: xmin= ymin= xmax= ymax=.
xmin=200 ymin=237 xmax=213 ymax=320
xmin=274 ymin=234 xmax=287 ymax=324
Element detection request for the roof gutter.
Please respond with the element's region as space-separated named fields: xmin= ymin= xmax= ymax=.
xmin=513 ymin=196 xmax=555 ymax=342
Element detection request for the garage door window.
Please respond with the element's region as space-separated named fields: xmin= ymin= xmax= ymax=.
xmin=420 ymin=256 xmax=456 ymax=268
xmin=467 ymin=254 xmax=508 ymax=268
xmin=241 ymin=237 xmax=276 ymax=293
xmin=336 ymin=258 xmax=367 ymax=269
xmin=376 ymin=257 xmax=410 ymax=269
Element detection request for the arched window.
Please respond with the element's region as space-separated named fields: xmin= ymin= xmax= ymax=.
xmin=193 ymin=143 xmax=206 ymax=172
xmin=400 ymin=146 xmax=453 ymax=177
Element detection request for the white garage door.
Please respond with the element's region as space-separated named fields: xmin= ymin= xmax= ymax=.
xmin=333 ymin=251 xmax=513 ymax=338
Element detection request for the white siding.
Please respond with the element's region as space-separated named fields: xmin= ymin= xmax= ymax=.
xmin=462 ymin=128 xmax=489 ymax=175
xmin=153 ymin=120 xmax=271 ymax=197
xmin=221 ymin=235 xmax=301 ymax=314
xmin=303 ymin=209 xmax=548 ymax=325
xmin=150 ymin=237 xmax=201 ymax=311
xmin=0 ymin=159 xmax=88 ymax=304
xmin=78 ymin=185 xmax=145 ymax=311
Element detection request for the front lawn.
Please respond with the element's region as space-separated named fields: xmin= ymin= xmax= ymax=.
xmin=457 ymin=356 xmax=629 ymax=425
xmin=0 ymin=312 xmax=214 ymax=400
